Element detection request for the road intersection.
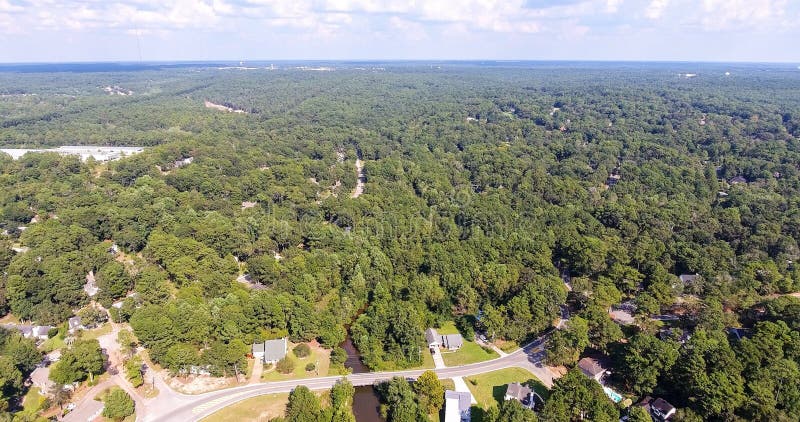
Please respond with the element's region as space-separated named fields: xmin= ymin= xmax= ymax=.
xmin=61 ymin=328 xmax=555 ymax=422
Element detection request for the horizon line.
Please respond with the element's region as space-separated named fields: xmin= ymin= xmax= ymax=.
xmin=0 ymin=59 xmax=799 ymax=66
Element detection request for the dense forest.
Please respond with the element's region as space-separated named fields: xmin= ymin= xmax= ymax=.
xmin=1 ymin=62 xmax=800 ymax=420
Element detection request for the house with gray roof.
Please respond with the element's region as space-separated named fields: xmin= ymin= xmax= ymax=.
xmin=425 ymin=328 xmax=464 ymax=351
xmin=252 ymin=338 xmax=288 ymax=364
xmin=444 ymin=390 xmax=471 ymax=422
xmin=31 ymin=325 xmax=54 ymax=341
xmin=679 ymin=273 xmax=700 ymax=285
xmin=442 ymin=334 xmax=463 ymax=351
xmin=425 ymin=328 xmax=440 ymax=349
xmin=578 ymin=357 xmax=609 ymax=382
xmin=68 ymin=316 xmax=83 ymax=334
xmin=504 ymin=382 xmax=543 ymax=410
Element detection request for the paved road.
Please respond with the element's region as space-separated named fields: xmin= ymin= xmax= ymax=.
xmin=148 ymin=337 xmax=556 ymax=422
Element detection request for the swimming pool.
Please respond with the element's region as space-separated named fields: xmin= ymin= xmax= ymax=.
xmin=603 ymin=386 xmax=623 ymax=403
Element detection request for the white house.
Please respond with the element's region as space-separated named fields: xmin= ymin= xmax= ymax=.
xmin=252 ymin=338 xmax=288 ymax=364
xmin=444 ymin=390 xmax=471 ymax=422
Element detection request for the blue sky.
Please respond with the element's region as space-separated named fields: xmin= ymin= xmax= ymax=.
xmin=0 ymin=0 xmax=798 ymax=63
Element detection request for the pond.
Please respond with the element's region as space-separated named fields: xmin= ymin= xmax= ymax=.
xmin=353 ymin=385 xmax=385 ymax=422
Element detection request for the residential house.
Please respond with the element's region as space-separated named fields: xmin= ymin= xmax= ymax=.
xmin=68 ymin=316 xmax=84 ymax=334
xmin=442 ymin=334 xmax=463 ymax=351
xmin=5 ymin=324 xmax=31 ymax=337
xmin=425 ymin=328 xmax=441 ymax=350
xmin=31 ymin=325 xmax=54 ymax=341
xmin=505 ymin=382 xmax=543 ymax=411
xmin=679 ymin=273 xmax=700 ymax=285
xmin=578 ymin=357 xmax=609 ymax=383
xmin=444 ymin=390 xmax=472 ymax=422
xmin=252 ymin=338 xmax=288 ymax=364
xmin=425 ymin=328 xmax=464 ymax=351
xmin=729 ymin=176 xmax=747 ymax=184
xmin=638 ymin=396 xmax=676 ymax=421
xmin=3 ymin=324 xmax=54 ymax=341
xmin=174 ymin=157 xmax=194 ymax=168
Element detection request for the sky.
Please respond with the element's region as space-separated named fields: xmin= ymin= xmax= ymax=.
xmin=0 ymin=0 xmax=798 ymax=63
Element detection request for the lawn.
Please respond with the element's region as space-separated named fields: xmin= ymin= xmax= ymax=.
xmin=464 ymin=367 xmax=549 ymax=411
xmin=22 ymin=387 xmax=47 ymax=413
xmin=41 ymin=334 xmax=65 ymax=353
xmin=441 ymin=341 xmax=498 ymax=367
xmin=80 ymin=323 xmax=112 ymax=340
xmin=261 ymin=343 xmax=331 ymax=381
xmin=202 ymin=393 xmax=290 ymax=422
xmin=435 ymin=321 xmax=461 ymax=335
xmin=407 ymin=346 xmax=435 ymax=370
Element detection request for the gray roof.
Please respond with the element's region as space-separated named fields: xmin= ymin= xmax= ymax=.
xmin=425 ymin=328 xmax=439 ymax=345
xmin=2 ymin=324 xmax=33 ymax=336
xmin=443 ymin=334 xmax=463 ymax=349
xmin=651 ymin=398 xmax=675 ymax=415
xmin=252 ymin=342 xmax=265 ymax=354
xmin=263 ymin=338 xmax=287 ymax=362
xmin=578 ymin=357 xmax=607 ymax=377
xmin=32 ymin=326 xmax=53 ymax=337
xmin=445 ymin=390 xmax=471 ymax=412
xmin=68 ymin=316 xmax=82 ymax=330
xmin=505 ymin=382 xmax=533 ymax=401
xmin=679 ymin=274 xmax=700 ymax=284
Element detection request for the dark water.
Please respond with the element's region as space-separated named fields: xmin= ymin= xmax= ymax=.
xmin=353 ymin=385 xmax=385 ymax=422
xmin=340 ymin=335 xmax=369 ymax=374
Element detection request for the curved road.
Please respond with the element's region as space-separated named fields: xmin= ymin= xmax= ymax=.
xmin=148 ymin=337 xmax=554 ymax=422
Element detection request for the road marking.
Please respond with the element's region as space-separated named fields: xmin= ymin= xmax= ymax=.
xmin=191 ymin=391 xmax=250 ymax=414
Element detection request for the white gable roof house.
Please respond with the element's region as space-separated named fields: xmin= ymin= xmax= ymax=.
xmin=252 ymin=338 xmax=288 ymax=364
xmin=444 ymin=390 xmax=472 ymax=422
xmin=425 ymin=328 xmax=464 ymax=351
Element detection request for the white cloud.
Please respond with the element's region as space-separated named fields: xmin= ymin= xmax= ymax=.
xmin=606 ymin=0 xmax=624 ymax=13
xmin=389 ymin=16 xmax=427 ymax=41
xmin=700 ymin=0 xmax=789 ymax=30
xmin=1 ymin=0 xmax=796 ymax=40
xmin=644 ymin=0 xmax=669 ymax=19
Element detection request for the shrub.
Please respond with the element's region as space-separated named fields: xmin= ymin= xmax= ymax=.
xmin=330 ymin=347 xmax=347 ymax=366
xmin=293 ymin=343 xmax=311 ymax=358
xmin=305 ymin=362 xmax=315 ymax=372
xmin=276 ymin=357 xmax=295 ymax=374
xmin=102 ymin=387 xmax=134 ymax=420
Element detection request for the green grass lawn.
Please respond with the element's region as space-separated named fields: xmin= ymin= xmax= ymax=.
xmin=261 ymin=344 xmax=330 ymax=381
xmin=407 ymin=346 xmax=435 ymax=370
xmin=441 ymin=341 xmax=498 ymax=366
xmin=22 ymin=387 xmax=46 ymax=413
xmin=464 ymin=367 xmax=549 ymax=411
xmin=435 ymin=321 xmax=461 ymax=335
xmin=80 ymin=323 xmax=112 ymax=340
xmin=202 ymin=393 xmax=290 ymax=422
xmin=41 ymin=334 xmax=65 ymax=353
